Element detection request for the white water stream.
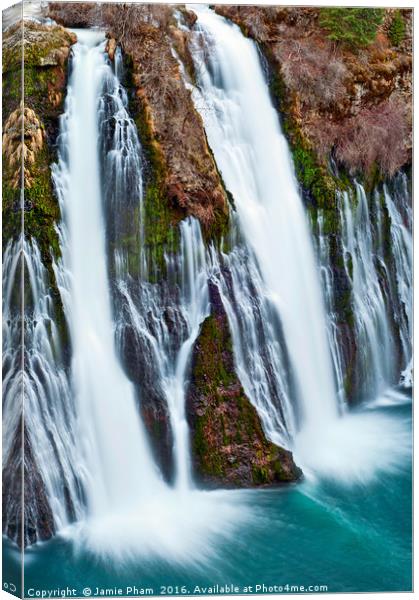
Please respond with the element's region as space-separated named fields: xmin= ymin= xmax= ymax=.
xmin=188 ymin=7 xmax=411 ymax=482
xmin=52 ymin=30 xmax=164 ymax=518
xmin=50 ymin=29 xmax=247 ymax=561
xmin=189 ymin=7 xmax=338 ymax=439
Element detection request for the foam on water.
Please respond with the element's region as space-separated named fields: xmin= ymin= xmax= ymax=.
xmin=63 ymin=489 xmax=253 ymax=565
xmin=294 ymin=404 xmax=411 ymax=485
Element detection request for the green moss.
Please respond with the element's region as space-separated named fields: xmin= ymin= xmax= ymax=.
xmin=252 ymin=465 xmax=270 ymax=484
xmin=3 ymin=142 xmax=61 ymax=289
xmin=2 ymin=179 xmax=21 ymax=245
xmin=2 ymin=68 xmax=22 ymax=119
xmin=3 ymin=24 xmax=73 ymax=74
xmin=319 ymin=8 xmax=384 ymax=49
xmin=142 ymin=182 xmax=179 ymax=281
xmin=120 ymin=53 xmax=185 ymax=280
xmin=292 ymin=145 xmax=336 ymax=208
xmin=189 ymin=313 xmax=297 ymax=485
xmin=267 ymin=60 xmax=337 ymax=209
xmin=23 ymin=148 xmax=61 ymax=265
xmin=389 ymin=10 xmax=405 ymax=47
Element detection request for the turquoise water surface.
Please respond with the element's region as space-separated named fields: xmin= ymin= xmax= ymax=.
xmin=3 ymin=399 xmax=412 ymax=596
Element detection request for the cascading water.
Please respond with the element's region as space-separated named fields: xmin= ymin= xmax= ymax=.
xmin=208 ymin=232 xmax=296 ymax=449
xmin=314 ymin=213 xmax=346 ymax=409
xmin=337 ymin=176 xmax=412 ymax=397
xmin=2 ymin=6 xmax=412 ymax=594
xmin=3 ymin=238 xmax=82 ymax=544
xmin=340 ymin=184 xmax=396 ymax=396
xmin=189 ymin=7 xmax=338 ymax=438
xmin=188 ymin=6 xmax=411 ymax=482
xmin=115 ymin=219 xmax=210 ymax=490
xmin=50 ymin=28 xmax=247 ymax=562
xmin=384 ymin=176 xmax=412 ymax=387
xmin=92 ymin=44 xmax=211 ymax=490
xmin=52 ymin=30 xmax=164 ymax=522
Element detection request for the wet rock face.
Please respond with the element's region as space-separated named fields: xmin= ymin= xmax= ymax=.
xmin=117 ymin=316 xmax=175 ymax=484
xmin=187 ymin=284 xmax=302 ymax=487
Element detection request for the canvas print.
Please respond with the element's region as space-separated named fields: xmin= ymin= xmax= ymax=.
xmin=2 ymin=1 xmax=413 ymax=597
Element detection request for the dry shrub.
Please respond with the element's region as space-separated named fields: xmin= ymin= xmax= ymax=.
xmin=48 ymin=2 xmax=103 ymax=27
xmin=101 ymin=3 xmax=172 ymax=45
xmin=275 ymin=38 xmax=348 ymax=109
xmin=48 ymin=2 xmax=173 ymax=43
xmin=335 ymin=97 xmax=410 ymax=176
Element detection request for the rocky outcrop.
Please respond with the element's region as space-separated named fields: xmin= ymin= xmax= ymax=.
xmin=3 ymin=418 xmax=55 ymax=547
xmin=2 ymin=21 xmax=76 ymax=264
xmin=187 ymin=284 xmax=302 ymax=486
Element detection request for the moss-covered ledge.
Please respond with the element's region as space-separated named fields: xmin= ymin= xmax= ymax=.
xmin=186 ymin=283 xmax=302 ymax=486
xmin=3 ymin=20 xmax=76 ymax=259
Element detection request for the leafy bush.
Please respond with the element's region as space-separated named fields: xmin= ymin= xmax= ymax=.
xmin=389 ymin=10 xmax=405 ymax=47
xmin=319 ymin=8 xmax=385 ymax=48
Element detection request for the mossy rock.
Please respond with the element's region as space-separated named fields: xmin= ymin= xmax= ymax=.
xmin=3 ymin=21 xmax=75 ymax=73
xmin=186 ymin=285 xmax=302 ymax=486
xmin=267 ymin=61 xmax=337 ymax=209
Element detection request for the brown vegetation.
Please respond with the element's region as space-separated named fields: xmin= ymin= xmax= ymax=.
xmin=3 ymin=104 xmax=45 ymax=189
xmin=215 ymin=5 xmax=412 ymax=179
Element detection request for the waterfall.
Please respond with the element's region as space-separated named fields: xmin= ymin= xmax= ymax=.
xmin=184 ymin=7 xmax=412 ymax=483
xmin=90 ymin=44 xmax=211 ymax=489
xmin=48 ymin=29 xmax=246 ymax=561
xmin=52 ymin=30 xmax=164 ymax=521
xmin=3 ymin=238 xmax=82 ymax=544
xmin=384 ymin=176 xmax=413 ymax=387
xmin=3 ymin=6 xmax=411 ymax=560
xmin=338 ymin=176 xmax=412 ymax=397
xmin=208 ymin=233 xmax=296 ymax=448
xmin=315 ymin=213 xmax=346 ymax=409
xmin=340 ymin=184 xmax=395 ymax=395
xmin=115 ymin=219 xmax=210 ymax=490
xmin=189 ymin=7 xmax=338 ymax=437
